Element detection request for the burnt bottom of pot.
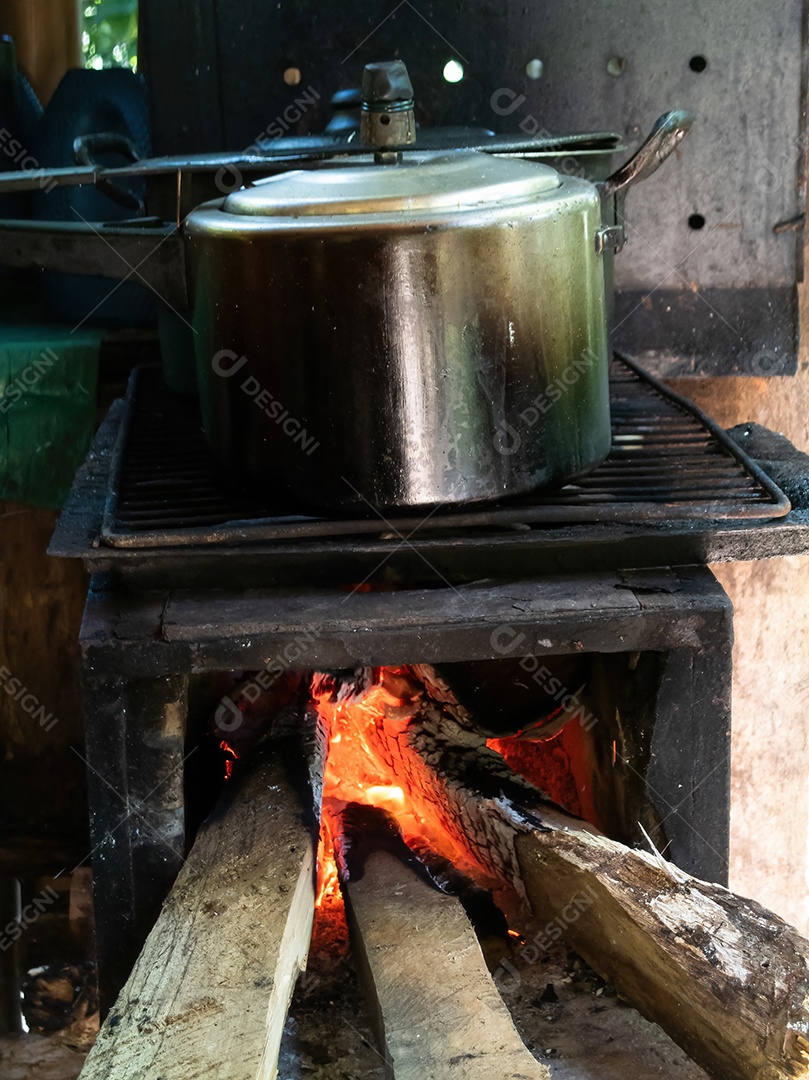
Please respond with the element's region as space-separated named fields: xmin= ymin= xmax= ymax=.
xmin=206 ymin=448 xmax=613 ymax=518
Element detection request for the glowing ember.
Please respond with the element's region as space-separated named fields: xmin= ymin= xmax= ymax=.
xmin=365 ymin=784 xmax=405 ymax=809
xmin=219 ymin=739 xmax=239 ymax=781
xmin=486 ymin=728 xmax=583 ymax=818
xmin=315 ymin=812 xmax=340 ymax=907
xmin=313 ymin=667 xmax=484 ymax=906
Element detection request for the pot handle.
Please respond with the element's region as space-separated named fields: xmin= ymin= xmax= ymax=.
xmin=600 ymin=110 xmax=695 ymax=200
xmin=73 ymin=131 xmax=146 ymax=215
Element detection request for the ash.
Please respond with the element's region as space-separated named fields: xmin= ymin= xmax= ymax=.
xmin=277 ymin=892 xmax=384 ymax=1080
xmin=487 ymin=920 xmax=710 ymax=1079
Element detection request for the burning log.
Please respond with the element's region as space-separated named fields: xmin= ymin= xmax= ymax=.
xmin=316 ymin=668 xmax=809 ymax=1080
xmin=335 ymin=803 xmax=551 ymax=1080
xmin=77 ymin=731 xmax=325 ymax=1080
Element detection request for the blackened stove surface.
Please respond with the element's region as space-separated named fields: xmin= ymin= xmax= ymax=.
xmin=101 ymin=355 xmax=790 ymax=549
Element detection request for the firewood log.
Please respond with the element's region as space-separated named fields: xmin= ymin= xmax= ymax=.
xmin=325 ymin=671 xmax=809 ymax=1080
xmin=77 ymin=730 xmax=326 ymax=1080
xmin=335 ymin=802 xmax=552 ymax=1080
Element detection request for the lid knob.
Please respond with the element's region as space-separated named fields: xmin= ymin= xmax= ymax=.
xmin=360 ymin=60 xmax=416 ymax=152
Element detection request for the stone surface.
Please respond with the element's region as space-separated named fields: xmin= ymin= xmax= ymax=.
xmin=712 ymin=554 xmax=809 ymax=933
xmin=667 ymin=271 xmax=809 ymax=933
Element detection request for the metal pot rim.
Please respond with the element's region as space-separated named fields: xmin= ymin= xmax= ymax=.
xmin=220 ymin=149 xmax=561 ymax=220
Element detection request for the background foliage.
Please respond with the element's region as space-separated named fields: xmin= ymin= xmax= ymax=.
xmin=81 ymin=0 xmax=138 ymax=71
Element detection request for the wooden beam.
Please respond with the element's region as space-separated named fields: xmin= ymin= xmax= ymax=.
xmin=0 ymin=0 xmax=80 ymax=105
xmin=77 ymin=734 xmax=324 ymax=1080
xmin=336 ymin=804 xmax=550 ymax=1080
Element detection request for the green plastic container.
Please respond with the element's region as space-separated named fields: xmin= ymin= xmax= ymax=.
xmin=0 ymin=325 xmax=102 ymax=508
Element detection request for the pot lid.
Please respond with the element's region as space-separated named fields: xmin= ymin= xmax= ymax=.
xmin=220 ymin=150 xmax=561 ymax=218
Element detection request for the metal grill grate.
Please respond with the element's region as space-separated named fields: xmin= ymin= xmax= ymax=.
xmin=101 ymin=355 xmax=790 ymax=548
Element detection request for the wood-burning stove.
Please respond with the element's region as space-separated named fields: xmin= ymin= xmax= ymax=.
xmin=47 ymin=354 xmax=809 ymax=1014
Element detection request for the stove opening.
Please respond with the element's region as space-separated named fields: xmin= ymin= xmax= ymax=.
xmin=186 ymin=653 xmax=667 ymax=902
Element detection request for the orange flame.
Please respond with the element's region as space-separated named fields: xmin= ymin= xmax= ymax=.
xmin=315 ymin=811 xmax=340 ymax=907
xmin=365 ymin=784 xmax=405 ymax=809
xmin=486 ymin=726 xmax=583 ymax=818
xmin=219 ymin=739 xmax=239 ymax=781
xmin=312 ymin=668 xmax=484 ymax=907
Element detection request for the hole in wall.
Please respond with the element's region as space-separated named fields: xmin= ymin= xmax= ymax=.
xmin=607 ymin=55 xmax=626 ymax=77
xmin=689 ymin=55 xmax=707 ymax=72
xmin=688 ymin=213 xmax=706 ymax=230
